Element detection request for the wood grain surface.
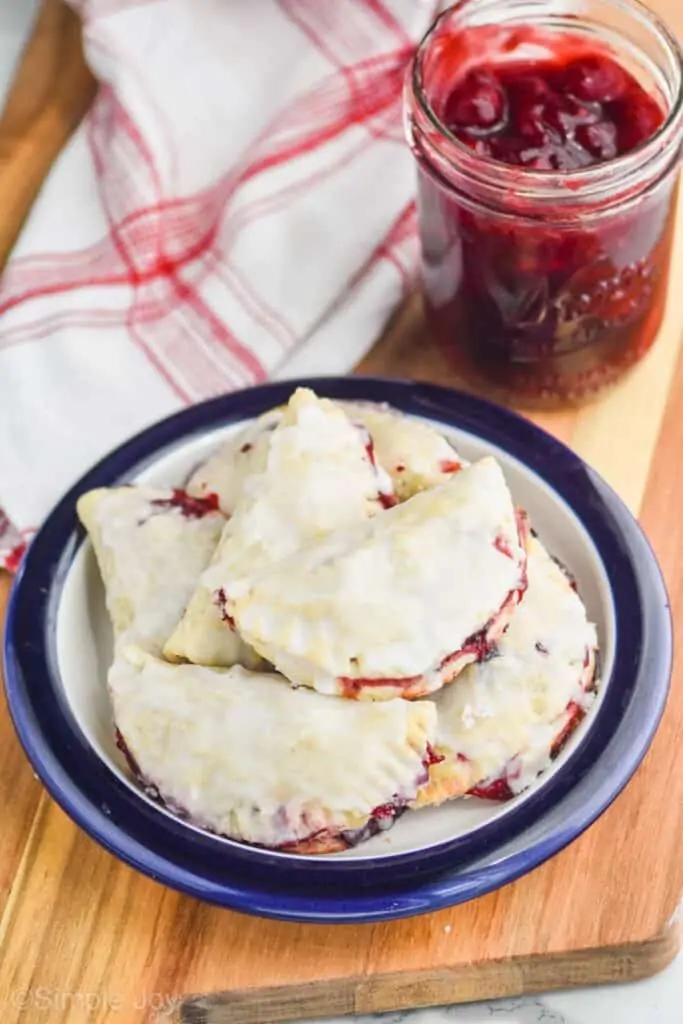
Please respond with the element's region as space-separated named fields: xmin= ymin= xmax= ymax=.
xmin=1 ymin=2 xmax=683 ymax=1023
xmin=0 ymin=0 xmax=96 ymax=269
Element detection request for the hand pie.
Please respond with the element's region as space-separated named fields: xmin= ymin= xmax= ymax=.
xmin=341 ymin=401 xmax=465 ymax=500
xmin=163 ymin=387 xmax=395 ymax=668
xmin=110 ymin=646 xmax=437 ymax=853
xmin=185 ymin=406 xmax=282 ymax=514
xmin=414 ymin=536 xmax=598 ymax=807
xmin=76 ymin=485 xmax=225 ymax=654
xmin=187 ymin=398 xmax=464 ymax=511
xmin=221 ymin=457 xmax=529 ymax=700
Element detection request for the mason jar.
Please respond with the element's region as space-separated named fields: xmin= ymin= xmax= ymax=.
xmin=404 ymin=0 xmax=683 ymax=406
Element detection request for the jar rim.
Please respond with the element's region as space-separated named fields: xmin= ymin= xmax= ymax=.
xmin=409 ymin=0 xmax=683 ymax=198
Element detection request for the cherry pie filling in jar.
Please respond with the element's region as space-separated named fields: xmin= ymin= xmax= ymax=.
xmin=405 ymin=0 xmax=683 ymax=405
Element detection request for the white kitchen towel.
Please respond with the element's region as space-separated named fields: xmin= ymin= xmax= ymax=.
xmin=0 ymin=0 xmax=440 ymax=570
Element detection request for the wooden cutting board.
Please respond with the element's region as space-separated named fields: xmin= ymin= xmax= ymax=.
xmin=1 ymin=3 xmax=683 ymax=1023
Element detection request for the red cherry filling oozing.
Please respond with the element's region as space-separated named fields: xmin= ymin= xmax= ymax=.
xmin=468 ymin=776 xmax=516 ymax=802
xmin=293 ymin=796 xmax=410 ymax=853
xmin=443 ymin=54 xmax=664 ymax=170
xmin=468 ymin=704 xmax=588 ymax=802
xmin=338 ymin=509 xmax=528 ymax=699
xmin=116 ymin=728 xmax=432 ymax=854
xmin=463 ymin=645 xmax=597 ymax=802
xmin=337 ymin=575 xmax=523 ymax=698
xmin=214 ymin=587 xmax=236 ymax=629
xmin=359 ymin=429 xmax=398 ymax=510
xmin=289 ymin=747 xmax=438 ymax=852
xmin=150 ymin=488 xmax=220 ymax=519
xmin=473 ymin=699 xmax=588 ymax=802
xmin=425 ymin=743 xmax=446 ymax=767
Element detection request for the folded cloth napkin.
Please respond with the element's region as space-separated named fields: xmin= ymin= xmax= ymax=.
xmin=0 ymin=0 xmax=441 ymax=571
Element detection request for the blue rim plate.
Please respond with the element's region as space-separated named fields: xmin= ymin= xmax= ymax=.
xmin=3 ymin=377 xmax=673 ymax=923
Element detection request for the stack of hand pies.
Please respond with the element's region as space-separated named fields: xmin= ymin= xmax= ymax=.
xmin=78 ymin=388 xmax=599 ymax=855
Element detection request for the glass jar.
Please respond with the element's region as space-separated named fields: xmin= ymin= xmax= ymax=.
xmin=404 ymin=0 xmax=683 ymax=407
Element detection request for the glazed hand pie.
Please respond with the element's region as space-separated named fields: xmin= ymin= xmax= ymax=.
xmin=187 ymin=399 xmax=464 ymax=511
xmin=110 ymin=646 xmax=437 ymax=853
xmin=78 ymin=383 xmax=602 ymax=857
xmin=163 ymin=387 xmax=395 ymax=668
xmin=76 ymin=485 xmax=225 ymax=654
xmin=220 ymin=457 xmax=529 ymax=700
xmin=414 ymin=536 xmax=598 ymax=807
xmin=341 ymin=401 xmax=465 ymax=500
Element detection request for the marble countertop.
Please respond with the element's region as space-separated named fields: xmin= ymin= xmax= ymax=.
xmin=1 ymin=5 xmax=680 ymax=1023
xmin=297 ymin=946 xmax=683 ymax=1024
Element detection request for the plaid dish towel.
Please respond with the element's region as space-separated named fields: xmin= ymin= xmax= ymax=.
xmin=0 ymin=0 xmax=440 ymax=571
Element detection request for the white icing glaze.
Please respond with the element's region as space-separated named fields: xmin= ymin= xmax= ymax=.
xmin=110 ymin=645 xmax=437 ymax=849
xmin=341 ymin=400 xmax=466 ymax=499
xmin=164 ymin=387 xmax=395 ymax=668
xmin=416 ymin=535 xmax=598 ymax=806
xmin=223 ymin=457 xmax=526 ymax=699
xmin=185 ymin=407 xmax=282 ymax=513
xmin=76 ymin=486 xmax=225 ymax=655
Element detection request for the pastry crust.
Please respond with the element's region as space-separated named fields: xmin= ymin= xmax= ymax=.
xmin=76 ymin=485 xmax=225 ymax=654
xmin=185 ymin=406 xmax=282 ymax=514
xmin=341 ymin=401 xmax=465 ymax=499
xmin=164 ymin=387 xmax=394 ymax=668
xmin=110 ymin=646 xmax=437 ymax=852
xmin=415 ymin=536 xmax=599 ymax=807
xmin=222 ymin=457 xmax=528 ymax=700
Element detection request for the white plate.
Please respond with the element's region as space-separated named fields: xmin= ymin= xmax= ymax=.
xmin=56 ymin=409 xmax=614 ymax=862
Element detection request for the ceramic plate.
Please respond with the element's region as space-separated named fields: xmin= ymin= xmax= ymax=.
xmin=3 ymin=377 xmax=672 ymax=923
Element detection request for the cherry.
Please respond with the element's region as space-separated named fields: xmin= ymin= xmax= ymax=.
xmin=468 ymin=776 xmax=515 ymax=801
xmin=371 ymin=802 xmax=398 ymax=820
xmin=494 ymin=139 xmax=590 ymax=172
xmin=548 ymin=140 xmax=594 ymax=171
xmin=444 ymin=70 xmax=506 ymax=132
xmin=506 ymin=72 xmax=552 ymax=105
xmin=513 ymin=106 xmax=556 ymax=147
xmin=576 ymin=121 xmax=618 ymax=160
xmin=543 ymin=95 xmax=599 ymax=134
xmin=615 ymin=92 xmax=664 ymax=151
xmin=442 ymin=51 xmax=664 ymax=171
xmin=563 ymin=55 xmax=627 ymax=103
xmin=488 ymin=137 xmax=526 ymax=165
xmin=425 ymin=743 xmax=446 ymax=767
